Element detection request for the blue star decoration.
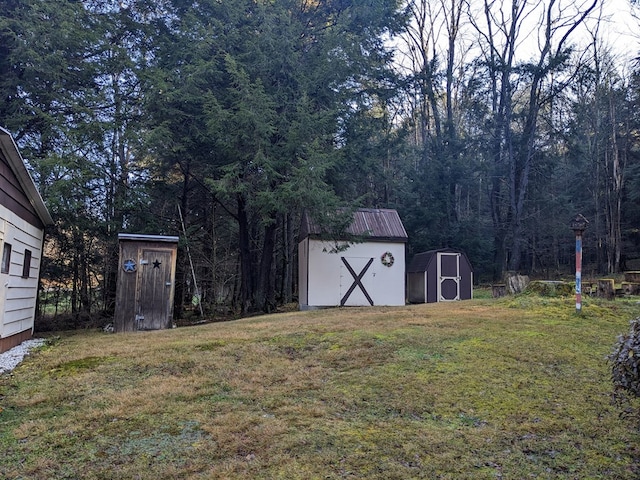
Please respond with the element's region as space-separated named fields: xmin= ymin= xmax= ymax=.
xmin=123 ymin=259 xmax=136 ymax=272
xmin=153 ymin=259 xmax=162 ymax=269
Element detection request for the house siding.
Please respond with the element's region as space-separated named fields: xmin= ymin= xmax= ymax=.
xmin=0 ymin=204 xmax=44 ymax=346
xmin=0 ymin=127 xmax=52 ymax=353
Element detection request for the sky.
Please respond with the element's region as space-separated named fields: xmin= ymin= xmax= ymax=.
xmin=597 ymin=0 xmax=639 ymax=60
xmin=393 ymin=0 xmax=639 ymax=77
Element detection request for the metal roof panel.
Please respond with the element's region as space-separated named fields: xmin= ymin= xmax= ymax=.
xmin=301 ymin=208 xmax=408 ymax=242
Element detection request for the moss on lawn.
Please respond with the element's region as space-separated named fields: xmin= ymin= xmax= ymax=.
xmin=2 ymin=295 xmax=640 ymax=479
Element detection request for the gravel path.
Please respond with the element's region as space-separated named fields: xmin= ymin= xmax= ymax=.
xmin=0 ymin=338 xmax=46 ymax=374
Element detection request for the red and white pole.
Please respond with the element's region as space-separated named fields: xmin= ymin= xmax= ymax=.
xmin=570 ymin=214 xmax=588 ymax=315
xmin=575 ymin=232 xmax=582 ymax=314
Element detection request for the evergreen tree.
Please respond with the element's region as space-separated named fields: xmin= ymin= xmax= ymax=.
xmin=142 ymin=0 xmax=404 ymax=314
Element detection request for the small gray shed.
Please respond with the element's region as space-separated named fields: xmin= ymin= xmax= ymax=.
xmin=407 ymin=248 xmax=473 ymax=303
xmin=114 ymin=234 xmax=179 ymax=332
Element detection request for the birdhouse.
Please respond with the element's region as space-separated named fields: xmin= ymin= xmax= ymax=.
xmin=569 ymin=214 xmax=589 ymax=235
xmin=114 ymin=234 xmax=179 ymax=332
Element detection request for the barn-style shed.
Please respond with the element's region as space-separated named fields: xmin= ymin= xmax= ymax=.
xmin=0 ymin=127 xmax=53 ymax=353
xmin=407 ymin=248 xmax=473 ymax=303
xmin=114 ymin=234 xmax=179 ymax=332
xmin=298 ymin=208 xmax=408 ymax=309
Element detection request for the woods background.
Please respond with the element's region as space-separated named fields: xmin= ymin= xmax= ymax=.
xmin=1 ymin=0 xmax=639 ymax=324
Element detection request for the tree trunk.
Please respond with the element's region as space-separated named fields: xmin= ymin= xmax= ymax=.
xmin=237 ymin=194 xmax=254 ymax=315
xmin=255 ymin=217 xmax=277 ymax=313
xmin=605 ymin=93 xmax=624 ymax=274
xmin=280 ymin=212 xmax=295 ymax=304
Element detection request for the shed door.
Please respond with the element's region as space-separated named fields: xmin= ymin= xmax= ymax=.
xmin=437 ymin=252 xmax=460 ymax=301
xmin=340 ymin=257 xmax=376 ymax=306
xmin=137 ymin=248 xmax=173 ymax=330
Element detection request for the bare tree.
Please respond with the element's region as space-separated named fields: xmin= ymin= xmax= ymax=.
xmin=470 ymin=0 xmax=598 ymax=275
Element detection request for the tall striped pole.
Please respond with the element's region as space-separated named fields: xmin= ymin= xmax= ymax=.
xmin=575 ymin=232 xmax=583 ymax=313
xmin=570 ymin=214 xmax=589 ymax=315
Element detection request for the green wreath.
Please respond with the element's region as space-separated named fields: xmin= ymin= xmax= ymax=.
xmin=381 ymin=251 xmax=394 ymax=267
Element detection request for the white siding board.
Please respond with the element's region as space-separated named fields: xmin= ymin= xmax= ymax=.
xmin=5 ymin=281 xmax=39 ymax=296
xmin=3 ymin=317 xmax=32 ymax=337
xmin=0 ymin=206 xmax=43 ymax=240
xmin=3 ymin=308 xmax=32 ymax=323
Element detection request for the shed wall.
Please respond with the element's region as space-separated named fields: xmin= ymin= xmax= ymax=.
xmin=426 ymin=259 xmax=438 ymax=303
xmin=299 ymin=238 xmax=309 ymax=306
xmin=301 ymin=239 xmax=405 ymax=308
xmin=460 ymin=264 xmax=473 ymax=300
xmin=406 ymin=272 xmax=426 ymax=303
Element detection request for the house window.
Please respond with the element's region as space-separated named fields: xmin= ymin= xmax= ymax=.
xmin=22 ymin=249 xmax=32 ymax=278
xmin=1 ymin=243 xmax=11 ymax=274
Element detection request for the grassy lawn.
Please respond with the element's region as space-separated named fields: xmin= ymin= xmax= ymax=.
xmin=2 ymin=295 xmax=640 ymax=479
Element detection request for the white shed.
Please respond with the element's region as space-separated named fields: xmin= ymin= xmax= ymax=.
xmin=298 ymin=208 xmax=408 ymax=309
xmin=0 ymin=127 xmax=53 ymax=353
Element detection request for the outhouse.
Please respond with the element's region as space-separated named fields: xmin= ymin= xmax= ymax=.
xmin=298 ymin=208 xmax=408 ymax=309
xmin=114 ymin=234 xmax=179 ymax=332
xmin=407 ymin=248 xmax=473 ymax=303
xmin=0 ymin=127 xmax=54 ymax=353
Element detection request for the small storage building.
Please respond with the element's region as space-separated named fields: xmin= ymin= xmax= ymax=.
xmin=299 ymin=208 xmax=408 ymax=309
xmin=114 ymin=234 xmax=179 ymax=332
xmin=407 ymin=248 xmax=473 ymax=303
xmin=0 ymin=127 xmax=53 ymax=353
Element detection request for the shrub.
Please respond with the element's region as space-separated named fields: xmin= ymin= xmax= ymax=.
xmin=609 ymin=317 xmax=640 ymax=406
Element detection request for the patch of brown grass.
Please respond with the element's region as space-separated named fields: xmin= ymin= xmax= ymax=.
xmin=2 ymin=297 xmax=640 ymax=479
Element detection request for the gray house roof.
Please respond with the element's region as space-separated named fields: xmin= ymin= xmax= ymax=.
xmin=300 ymin=208 xmax=408 ymax=243
xmin=0 ymin=127 xmax=53 ymax=226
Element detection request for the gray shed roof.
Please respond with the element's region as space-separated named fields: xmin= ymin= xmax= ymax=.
xmin=118 ymin=234 xmax=179 ymax=243
xmin=300 ymin=208 xmax=408 ymax=242
xmin=407 ymin=248 xmax=474 ymax=273
xmin=0 ymin=127 xmax=53 ymax=226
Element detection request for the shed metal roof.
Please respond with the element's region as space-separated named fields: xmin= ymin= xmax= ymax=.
xmin=118 ymin=233 xmax=179 ymax=243
xmin=300 ymin=208 xmax=408 ymax=242
xmin=407 ymin=248 xmax=473 ymax=273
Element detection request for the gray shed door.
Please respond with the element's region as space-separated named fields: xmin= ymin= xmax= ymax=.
xmin=437 ymin=252 xmax=460 ymax=301
xmin=137 ymin=249 xmax=173 ymax=330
